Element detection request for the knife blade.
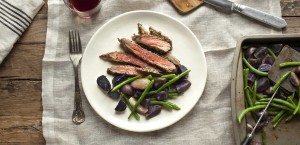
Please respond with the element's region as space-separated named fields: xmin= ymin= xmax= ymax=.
xmin=204 ymin=0 xmax=287 ymax=29
xmin=240 ymin=87 xmax=280 ymax=145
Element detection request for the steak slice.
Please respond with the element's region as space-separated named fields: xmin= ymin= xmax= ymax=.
xmin=132 ymin=34 xmax=172 ymax=54
xmin=107 ymin=65 xmax=142 ymax=76
xmin=119 ymin=38 xmax=176 ymax=73
xmin=149 ymin=27 xmax=172 ymax=45
xmin=107 ymin=65 xmax=162 ymax=76
xmin=162 ymin=52 xmax=181 ymax=66
xmin=100 ymin=51 xmax=154 ymax=69
xmin=138 ymin=23 xmax=149 ymax=35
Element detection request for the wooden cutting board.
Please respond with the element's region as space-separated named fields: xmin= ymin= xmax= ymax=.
xmin=170 ymin=0 xmax=204 ymax=14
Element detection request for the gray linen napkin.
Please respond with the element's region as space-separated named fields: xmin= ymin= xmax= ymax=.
xmin=0 ymin=0 xmax=44 ymax=64
xmin=43 ymin=0 xmax=282 ymax=144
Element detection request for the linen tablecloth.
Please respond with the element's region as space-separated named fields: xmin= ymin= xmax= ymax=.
xmin=43 ymin=0 xmax=282 ymax=144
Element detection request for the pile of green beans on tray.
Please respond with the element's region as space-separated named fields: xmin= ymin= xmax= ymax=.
xmin=237 ymin=44 xmax=300 ymax=144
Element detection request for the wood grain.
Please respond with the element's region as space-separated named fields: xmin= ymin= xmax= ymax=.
xmin=169 ymin=0 xmax=204 ymax=14
xmin=0 ymin=0 xmax=299 ymax=144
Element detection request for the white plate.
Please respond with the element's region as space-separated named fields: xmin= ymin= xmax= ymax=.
xmin=81 ymin=10 xmax=207 ymax=132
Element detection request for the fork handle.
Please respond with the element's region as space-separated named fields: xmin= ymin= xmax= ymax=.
xmin=72 ymin=65 xmax=85 ymax=124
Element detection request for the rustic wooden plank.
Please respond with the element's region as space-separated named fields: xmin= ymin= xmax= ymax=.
xmin=0 ymin=81 xmax=42 ymax=116
xmin=283 ymin=17 xmax=300 ymax=33
xmin=281 ymin=0 xmax=300 ymax=16
xmin=0 ymin=44 xmax=44 ymax=80
xmin=0 ymin=116 xmax=44 ymax=144
xmin=17 ymin=14 xmax=47 ymax=44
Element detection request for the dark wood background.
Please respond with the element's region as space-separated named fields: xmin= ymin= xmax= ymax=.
xmin=0 ymin=0 xmax=299 ymax=144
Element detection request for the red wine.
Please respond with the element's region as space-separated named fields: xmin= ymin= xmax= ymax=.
xmin=71 ymin=0 xmax=100 ymax=12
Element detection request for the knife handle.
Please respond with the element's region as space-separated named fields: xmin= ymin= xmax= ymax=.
xmin=205 ymin=0 xmax=233 ymax=12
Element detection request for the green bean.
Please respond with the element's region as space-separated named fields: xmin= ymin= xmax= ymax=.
xmin=271 ymin=71 xmax=291 ymax=93
xmin=120 ymin=93 xmax=140 ymax=121
xmin=111 ymin=75 xmax=141 ymax=92
xmin=155 ymin=74 xmax=176 ymax=79
xmin=273 ymin=113 xmax=287 ymax=128
xmin=253 ymin=79 xmax=257 ymax=103
xmin=243 ymin=68 xmax=253 ymax=107
xmin=128 ymin=79 xmax=154 ymax=119
xmin=168 ymin=92 xmax=179 ymax=98
xmin=148 ymin=70 xmax=191 ymax=95
xmin=242 ymin=57 xmax=268 ymax=76
xmin=255 ymin=102 xmax=294 ymax=112
xmin=287 ymin=93 xmax=296 ymax=106
xmin=237 ymin=105 xmax=266 ymax=123
xmin=293 ymin=87 xmax=300 ymax=115
xmin=259 ymin=98 xmax=296 ymax=110
xmin=267 ymin=48 xmax=277 ymax=59
xmin=249 ymin=88 xmax=267 ymax=99
xmin=271 ymin=110 xmax=286 ymax=124
xmin=145 ymin=75 xmax=153 ymax=80
xmin=279 ymin=62 xmax=300 ymax=68
xmin=268 ymin=110 xmax=280 ymax=115
xmin=150 ymin=100 xmax=180 ymax=110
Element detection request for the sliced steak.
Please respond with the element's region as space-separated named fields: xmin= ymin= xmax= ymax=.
xmin=100 ymin=51 xmax=154 ymax=69
xmin=107 ymin=65 xmax=162 ymax=76
xmin=149 ymin=27 xmax=172 ymax=45
xmin=162 ymin=52 xmax=181 ymax=66
xmin=138 ymin=23 xmax=149 ymax=35
xmin=107 ymin=65 xmax=142 ymax=76
xmin=132 ymin=34 xmax=172 ymax=54
xmin=119 ymin=38 xmax=176 ymax=73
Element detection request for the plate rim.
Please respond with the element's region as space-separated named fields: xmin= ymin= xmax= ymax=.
xmin=81 ymin=10 xmax=208 ymax=132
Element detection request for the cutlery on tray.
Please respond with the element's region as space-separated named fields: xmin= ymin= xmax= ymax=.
xmin=69 ymin=30 xmax=85 ymax=124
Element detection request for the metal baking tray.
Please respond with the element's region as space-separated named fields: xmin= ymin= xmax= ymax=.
xmin=231 ymin=34 xmax=300 ymax=145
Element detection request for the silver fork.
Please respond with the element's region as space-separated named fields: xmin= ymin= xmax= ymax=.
xmin=69 ymin=30 xmax=85 ymax=125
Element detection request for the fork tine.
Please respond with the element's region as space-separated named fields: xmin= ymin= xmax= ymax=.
xmin=69 ymin=30 xmax=72 ymax=53
xmin=75 ymin=30 xmax=79 ymax=53
xmin=76 ymin=31 xmax=82 ymax=53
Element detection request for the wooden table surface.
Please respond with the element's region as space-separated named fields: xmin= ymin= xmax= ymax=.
xmin=0 ymin=1 xmax=299 ymax=144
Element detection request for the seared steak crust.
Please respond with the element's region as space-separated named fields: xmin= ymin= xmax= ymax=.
xmin=119 ymin=38 xmax=176 ymax=73
xmin=100 ymin=51 xmax=154 ymax=69
xmin=107 ymin=65 xmax=162 ymax=76
xmin=107 ymin=65 xmax=142 ymax=76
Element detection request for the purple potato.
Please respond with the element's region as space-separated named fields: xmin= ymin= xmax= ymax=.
xmin=115 ymin=99 xmax=127 ymax=112
xmin=248 ymin=59 xmax=262 ymax=68
xmin=257 ymin=77 xmax=270 ymax=92
xmin=244 ymin=46 xmax=257 ymax=59
xmin=262 ymin=55 xmax=274 ymax=65
xmin=263 ymin=86 xmax=272 ymax=95
xmin=156 ymin=91 xmax=168 ymax=101
xmin=120 ymin=84 xmax=134 ymax=96
xmin=177 ymin=65 xmax=188 ymax=74
xmin=107 ymin=91 xmax=120 ymax=100
xmin=146 ymin=105 xmax=162 ymax=119
xmin=254 ymin=46 xmax=268 ymax=59
xmin=133 ymin=90 xmax=143 ymax=99
xmin=97 ymin=75 xmax=111 ymax=92
xmin=112 ymin=74 xmax=128 ymax=86
xmin=258 ymin=64 xmax=272 ymax=72
xmin=175 ymin=79 xmax=191 ymax=93
xmin=270 ymin=44 xmax=283 ymax=53
xmin=140 ymin=98 xmax=150 ymax=108
xmin=256 ymin=110 xmax=269 ymax=122
xmin=153 ymin=78 xmax=167 ymax=89
xmin=248 ymin=73 xmax=256 ymax=85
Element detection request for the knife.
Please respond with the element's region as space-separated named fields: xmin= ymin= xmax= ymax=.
xmin=240 ymin=87 xmax=280 ymax=145
xmin=204 ymin=0 xmax=287 ymax=29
